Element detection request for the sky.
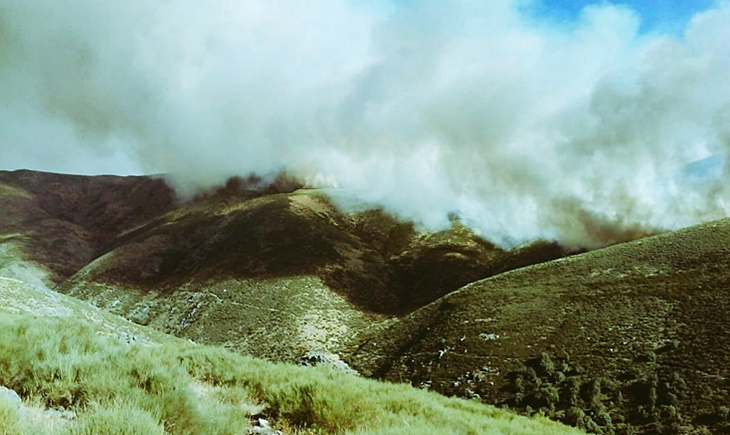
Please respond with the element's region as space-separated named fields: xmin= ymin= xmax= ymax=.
xmin=1 ymin=0 xmax=729 ymax=248
xmin=534 ymin=0 xmax=716 ymax=33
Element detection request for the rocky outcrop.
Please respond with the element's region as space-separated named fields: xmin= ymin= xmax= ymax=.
xmin=298 ymin=351 xmax=359 ymax=376
xmin=0 ymin=385 xmax=77 ymax=429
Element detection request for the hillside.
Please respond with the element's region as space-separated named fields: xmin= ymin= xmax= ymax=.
xmin=0 ymin=277 xmax=581 ymax=434
xmin=350 ymin=218 xmax=730 ymax=433
xmin=0 ymin=170 xmax=175 ymax=284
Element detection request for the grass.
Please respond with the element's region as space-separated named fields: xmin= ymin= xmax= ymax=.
xmin=0 ymin=311 xmax=580 ymax=434
xmin=0 ymin=400 xmax=24 ymax=434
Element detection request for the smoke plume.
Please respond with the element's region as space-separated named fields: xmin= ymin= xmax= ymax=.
xmin=1 ymin=0 xmax=729 ymax=248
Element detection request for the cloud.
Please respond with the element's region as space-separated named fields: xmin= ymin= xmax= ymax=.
xmin=1 ymin=0 xmax=729 ymax=247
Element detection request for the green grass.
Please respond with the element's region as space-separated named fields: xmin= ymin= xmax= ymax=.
xmin=0 ymin=400 xmax=25 ymax=434
xmin=0 ymin=311 xmax=580 ymax=434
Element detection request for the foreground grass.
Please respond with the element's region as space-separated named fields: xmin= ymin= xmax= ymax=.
xmin=0 ymin=311 xmax=580 ymax=434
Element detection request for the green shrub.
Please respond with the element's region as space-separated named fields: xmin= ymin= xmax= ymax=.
xmin=68 ymin=401 xmax=164 ymax=435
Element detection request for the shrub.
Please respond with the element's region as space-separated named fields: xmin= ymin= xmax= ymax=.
xmin=69 ymin=401 xmax=164 ymax=435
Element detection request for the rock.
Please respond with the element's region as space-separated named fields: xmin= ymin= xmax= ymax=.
xmin=43 ymin=408 xmax=76 ymax=421
xmin=298 ymin=351 xmax=359 ymax=376
xmin=246 ymin=428 xmax=282 ymax=434
xmin=246 ymin=417 xmax=283 ymax=434
xmin=117 ymin=331 xmax=138 ymax=345
xmin=0 ymin=386 xmax=21 ymax=409
xmin=128 ymin=303 xmax=153 ymax=325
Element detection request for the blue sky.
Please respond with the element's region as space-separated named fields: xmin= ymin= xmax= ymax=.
xmin=531 ymin=0 xmax=716 ymax=33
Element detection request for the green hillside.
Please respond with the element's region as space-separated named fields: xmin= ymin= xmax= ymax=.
xmin=0 ymin=277 xmax=580 ymax=434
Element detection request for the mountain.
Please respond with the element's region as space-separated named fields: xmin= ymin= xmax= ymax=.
xmin=2 ymin=169 xmax=729 ymax=433
xmin=0 ymin=169 xmax=175 ymax=284
xmin=1 ymin=169 xmax=567 ymax=364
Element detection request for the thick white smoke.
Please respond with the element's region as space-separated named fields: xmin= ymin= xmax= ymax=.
xmin=1 ymin=0 xmax=729 ymax=247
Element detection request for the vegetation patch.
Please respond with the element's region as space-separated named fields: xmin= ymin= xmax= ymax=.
xmin=350 ymin=218 xmax=730 ymax=434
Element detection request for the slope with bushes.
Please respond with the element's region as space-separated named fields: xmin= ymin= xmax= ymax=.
xmin=350 ymin=218 xmax=730 ymax=433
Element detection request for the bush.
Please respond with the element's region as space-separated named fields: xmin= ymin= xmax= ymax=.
xmin=70 ymin=401 xmax=164 ymax=435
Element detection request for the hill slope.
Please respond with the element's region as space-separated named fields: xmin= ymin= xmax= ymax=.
xmin=0 ymin=170 xmax=175 ymax=283
xmin=0 ymin=277 xmax=581 ymax=434
xmin=350 ymin=218 xmax=730 ymax=434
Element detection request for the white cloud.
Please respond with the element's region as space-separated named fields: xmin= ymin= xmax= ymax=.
xmin=1 ymin=0 xmax=728 ymax=247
